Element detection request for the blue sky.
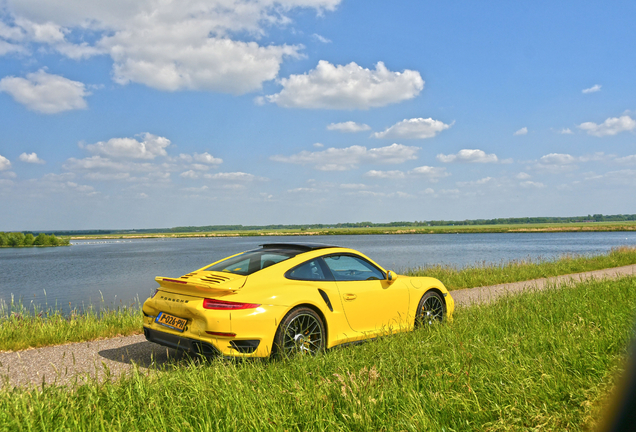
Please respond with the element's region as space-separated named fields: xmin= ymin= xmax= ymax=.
xmin=0 ymin=0 xmax=635 ymax=230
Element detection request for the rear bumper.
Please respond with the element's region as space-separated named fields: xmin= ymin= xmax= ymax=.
xmin=144 ymin=327 xmax=220 ymax=357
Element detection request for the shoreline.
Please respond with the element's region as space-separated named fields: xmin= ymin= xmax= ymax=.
xmin=69 ymin=222 xmax=636 ymax=240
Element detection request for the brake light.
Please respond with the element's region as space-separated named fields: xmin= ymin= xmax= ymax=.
xmin=202 ymin=298 xmax=261 ymax=310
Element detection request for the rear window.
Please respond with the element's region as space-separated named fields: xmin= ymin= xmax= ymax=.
xmin=202 ymin=249 xmax=298 ymax=276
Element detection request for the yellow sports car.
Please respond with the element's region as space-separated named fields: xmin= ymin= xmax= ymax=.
xmin=142 ymin=243 xmax=454 ymax=358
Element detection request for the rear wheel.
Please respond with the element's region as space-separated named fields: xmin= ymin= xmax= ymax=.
xmin=273 ymin=307 xmax=325 ymax=358
xmin=415 ymin=291 xmax=446 ymax=327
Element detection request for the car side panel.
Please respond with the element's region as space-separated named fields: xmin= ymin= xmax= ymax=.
xmin=336 ymin=279 xmax=410 ymax=334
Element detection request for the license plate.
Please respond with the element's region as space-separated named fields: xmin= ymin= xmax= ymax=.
xmin=155 ymin=312 xmax=187 ymax=332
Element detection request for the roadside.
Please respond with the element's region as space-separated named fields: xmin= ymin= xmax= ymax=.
xmin=1 ymin=263 xmax=635 ymax=388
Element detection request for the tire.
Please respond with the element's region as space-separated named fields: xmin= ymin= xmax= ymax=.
xmin=415 ymin=291 xmax=446 ymax=327
xmin=273 ymin=307 xmax=325 ymax=358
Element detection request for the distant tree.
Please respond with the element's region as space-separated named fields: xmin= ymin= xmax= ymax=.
xmin=23 ymin=233 xmax=35 ymax=246
xmin=48 ymin=234 xmax=59 ymax=246
xmin=7 ymin=232 xmax=25 ymax=247
xmin=0 ymin=232 xmax=7 ymax=246
xmin=33 ymin=233 xmax=48 ymax=246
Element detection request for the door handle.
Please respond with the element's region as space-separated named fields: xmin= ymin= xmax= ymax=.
xmin=343 ymin=293 xmax=357 ymax=301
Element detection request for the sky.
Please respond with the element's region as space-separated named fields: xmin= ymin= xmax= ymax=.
xmin=0 ymin=0 xmax=635 ymax=231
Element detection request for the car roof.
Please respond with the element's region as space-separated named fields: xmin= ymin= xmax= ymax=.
xmin=260 ymin=242 xmax=339 ymax=252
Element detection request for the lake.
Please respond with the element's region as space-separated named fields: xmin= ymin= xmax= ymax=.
xmin=1 ymin=232 xmax=635 ymax=311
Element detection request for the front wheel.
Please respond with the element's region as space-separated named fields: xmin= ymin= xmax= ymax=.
xmin=273 ymin=307 xmax=325 ymax=358
xmin=415 ymin=291 xmax=446 ymax=327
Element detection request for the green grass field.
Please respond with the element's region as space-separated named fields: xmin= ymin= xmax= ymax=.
xmin=408 ymin=245 xmax=636 ymax=290
xmin=1 ymin=276 xmax=635 ymax=431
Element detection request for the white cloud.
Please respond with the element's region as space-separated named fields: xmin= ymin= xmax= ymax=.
xmin=365 ymin=166 xmax=449 ymax=182
xmin=520 ymin=181 xmax=545 ymax=188
xmin=63 ymin=156 xmax=157 ymax=173
xmin=582 ymin=84 xmax=601 ymax=94
xmin=13 ymin=17 xmax=65 ymax=43
xmin=410 ymin=166 xmax=449 ymax=182
xmin=83 ymin=133 xmax=171 ymax=160
xmin=265 ymin=61 xmax=424 ymax=109
xmin=0 ymin=155 xmax=11 ymax=171
xmin=456 ymin=177 xmax=492 ymax=187
xmin=558 ymin=128 xmax=573 ymax=134
xmin=0 ymin=69 xmax=89 ymax=113
xmin=326 ymin=121 xmax=371 ymax=133
xmin=530 ymin=152 xmax=608 ymax=173
xmin=578 ymin=115 xmax=636 ymax=137
xmin=513 ymin=127 xmax=528 ymax=136
xmin=615 ymin=155 xmax=636 ymax=164
xmin=516 ymin=172 xmax=531 ymax=180
xmin=180 ymin=170 xmax=199 ymax=179
xmin=312 ymin=34 xmax=331 ymax=43
xmin=203 ymin=172 xmax=256 ymax=181
xmin=373 ymin=118 xmax=453 ymax=139
xmin=313 ymin=143 xmax=324 ymax=148
xmin=19 ymin=152 xmax=45 ymax=164
xmin=0 ymin=40 xmax=27 ymax=55
xmin=339 ymin=183 xmax=367 ymax=189
xmin=365 ymin=170 xmax=405 ymax=179
xmin=539 ymin=153 xmax=577 ymax=165
xmin=271 ymin=143 xmax=419 ymax=171
xmin=437 ymin=149 xmax=499 ymax=164
xmin=2 ymin=0 xmax=341 ymax=93
xmin=84 ymin=172 xmax=132 ymax=181
xmin=108 ymin=37 xmax=299 ymax=94
xmin=194 ymin=152 xmax=223 ymax=165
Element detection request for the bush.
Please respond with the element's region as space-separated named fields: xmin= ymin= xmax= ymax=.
xmin=23 ymin=233 xmax=35 ymax=246
xmin=7 ymin=232 xmax=25 ymax=247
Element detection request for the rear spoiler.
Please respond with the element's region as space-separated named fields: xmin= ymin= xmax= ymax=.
xmin=155 ymin=277 xmax=240 ymax=294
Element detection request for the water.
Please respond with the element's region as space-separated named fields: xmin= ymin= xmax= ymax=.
xmin=1 ymin=232 xmax=635 ymax=311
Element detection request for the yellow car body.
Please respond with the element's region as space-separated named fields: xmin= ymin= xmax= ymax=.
xmin=142 ymin=243 xmax=454 ymax=358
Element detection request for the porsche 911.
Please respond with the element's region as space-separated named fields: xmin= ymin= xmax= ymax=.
xmin=142 ymin=243 xmax=454 ymax=358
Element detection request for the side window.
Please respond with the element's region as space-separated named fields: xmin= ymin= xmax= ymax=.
xmin=286 ymin=259 xmax=331 ymax=281
xmin=260 ymin=253 xmax=290 ymax=270
xmin=323 ymin=255 xmax=385 ymax=281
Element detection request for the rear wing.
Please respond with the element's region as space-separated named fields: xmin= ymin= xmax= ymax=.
xmin=155 ymin=276 xmax=242 ymax=295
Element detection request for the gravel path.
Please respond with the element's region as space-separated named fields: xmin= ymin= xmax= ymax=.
xmin=2 ymin=264 xmax=635 ymax=389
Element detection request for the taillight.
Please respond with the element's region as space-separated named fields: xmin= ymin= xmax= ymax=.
xmin=202 ymin=298 xmax=261 ymax=310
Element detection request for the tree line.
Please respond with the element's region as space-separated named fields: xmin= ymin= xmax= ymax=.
xmin=16 ymin=213 xmax=636 ymax=237
xmin=0 ymin=232 xmax=70 ymax=247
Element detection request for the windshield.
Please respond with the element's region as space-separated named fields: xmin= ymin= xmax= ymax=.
xmin=201 ymin=248 xmax=299 ymax=276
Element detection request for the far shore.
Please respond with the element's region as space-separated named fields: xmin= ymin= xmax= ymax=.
xmin=69 ymin=221 xmax=636 ymax=240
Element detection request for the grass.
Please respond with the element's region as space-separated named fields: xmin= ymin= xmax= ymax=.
xmin=1 ymin=246 xmax=635 ymax=353
xmin=1 ymin=276 xmax=635 ymax=431
xmin=0 ymin=298 xmax=143 ymax=352
xmin=69 ymin=220 xmax=636 ymax=240
xmin=408 ymin=246 xmax=636 ymax=290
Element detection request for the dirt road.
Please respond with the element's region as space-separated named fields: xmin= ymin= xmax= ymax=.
xmin=1 ymin=264 xmax=635 ymax=388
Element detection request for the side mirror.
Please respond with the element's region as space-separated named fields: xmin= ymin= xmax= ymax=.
xmin=387 ymin=270 xmax=398 ymax=283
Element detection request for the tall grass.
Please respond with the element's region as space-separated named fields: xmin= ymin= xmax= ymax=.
xmin=1 ymin=276 xmax=635 ymax=431
xmin=407 ymin=246 xmax=636 ymax=290
xmin=0 ymin=297 xmax=143 ymax=352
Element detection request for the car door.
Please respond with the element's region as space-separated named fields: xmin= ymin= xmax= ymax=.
xmin=322 ymin=254 xmax=409 ymax=334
